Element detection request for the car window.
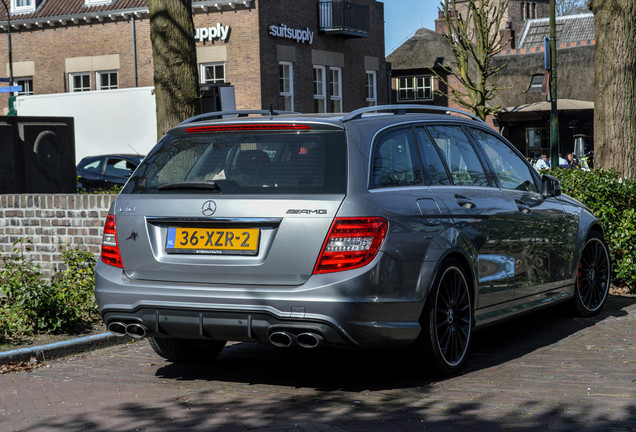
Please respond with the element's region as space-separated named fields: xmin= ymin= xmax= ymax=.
xmin=426 ymin=125 xmax=489 ymax=187
xmin=414 ymin=127 xmax=451 ymax=185
xmin=105 ymin=158 xmax=136 ymax=178
xmin=470 ymin=128 xmax=539 ymax=193
xmin=370 ymin=128 xmax=422 ymax=189
xmin=79 ymin=159 xmax=102 ymax=173
xmin=122 ymin=129 xmax=347 ymax=194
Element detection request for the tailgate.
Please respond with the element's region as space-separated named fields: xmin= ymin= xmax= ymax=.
xmin=114 ymin=195 xmax=344 ymax=285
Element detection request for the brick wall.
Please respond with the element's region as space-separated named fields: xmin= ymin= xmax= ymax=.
xmin=0 ymin=194 xmax=115 ymax=277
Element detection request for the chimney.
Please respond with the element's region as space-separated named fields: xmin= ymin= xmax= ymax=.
xmin=435 ymin=9 xmax=451 ymax=34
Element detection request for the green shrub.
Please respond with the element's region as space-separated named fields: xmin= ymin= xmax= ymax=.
xmin=0 ymin=240 xmax=100 ymax=343
xmin=550 ymin=168 xmax=636 ymax=293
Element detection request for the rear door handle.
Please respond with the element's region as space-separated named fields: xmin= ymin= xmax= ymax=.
xmin=516 ymin=200 xmax=530 ymax=214
xmin=454 ymin=195 xmax=475 ymax=209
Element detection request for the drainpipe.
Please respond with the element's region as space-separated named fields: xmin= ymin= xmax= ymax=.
xmin=131 ymin=13 xmax=138 ymax=87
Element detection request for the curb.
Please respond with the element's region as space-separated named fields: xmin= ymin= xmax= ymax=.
xmin=0 ymin=333 xmax=135 ymax=365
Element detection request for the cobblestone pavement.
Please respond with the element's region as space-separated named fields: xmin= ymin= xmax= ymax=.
xmin=1 ymin=295 xmax=634 ymax=432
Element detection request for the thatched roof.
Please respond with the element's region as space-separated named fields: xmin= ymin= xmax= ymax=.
xmin=386 ymin=28 xmax=455 ymax=71
xmin=491 ymin=44 xmax=595 ymax=107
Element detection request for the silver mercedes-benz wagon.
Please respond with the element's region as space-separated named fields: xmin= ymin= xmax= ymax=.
xmin=95 ymin=105 xmax=611 ymax=375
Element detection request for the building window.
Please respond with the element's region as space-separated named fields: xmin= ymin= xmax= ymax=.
xmin=11 ymin=0 xmax=35 ymax=13
xmin=366 ymin=70 xmax=377 ymax=106
xmin=279 ymin=61 xmax=294 ymax=111
xmin=84 ymin=0 xmax=113 ymax=6
xmin=397 ymin=76 xmax=433 ymax=101
xmin=70 ymin=72 xmax=91 ymax=92
xmin=96 ymin=70 xmax=118 ymax=90
xmin=526 ymin=127 xmax=550 ymax=156
xmin=201 ymin=63 xmax=225 ymax=84
xmin=330 ymin=67 xmax=343 ymax=112
xmin=15 ymin=77 xmax=33 ymax=96
xmin=313 ymin=66 xmax=327 ymax=113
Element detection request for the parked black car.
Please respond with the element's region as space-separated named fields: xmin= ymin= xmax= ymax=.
xmin=76 ymin=154 xmax=143 ymax=191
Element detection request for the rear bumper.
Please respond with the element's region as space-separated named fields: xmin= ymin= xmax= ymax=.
xmin=94 ymin=257 xmax=430 ymax=347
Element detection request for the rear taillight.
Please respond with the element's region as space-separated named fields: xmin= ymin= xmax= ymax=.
xmin=100 ymin=215 xmax=123 ymax=268
xmin=313 ymin=217 xmax=388 ymax=274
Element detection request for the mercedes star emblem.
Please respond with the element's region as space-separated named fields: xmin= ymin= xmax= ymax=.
xmin=201 ymin=200 xmax=217 ymax=216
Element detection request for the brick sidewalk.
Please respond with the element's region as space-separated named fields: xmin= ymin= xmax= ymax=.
xmin=1 ymin=295 xmax=635 ymax=431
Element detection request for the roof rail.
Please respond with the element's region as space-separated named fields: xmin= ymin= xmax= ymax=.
xmin=180 ymin=110 xmax=300 ymax=125
xmin=341 ymin=104 xmax=485 ymax=123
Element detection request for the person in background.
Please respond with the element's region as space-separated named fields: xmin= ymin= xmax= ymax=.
xmin=558 ymin=153 xmax=574 ymax=169
xmin=534 ymin=154 xmax=550 ymax=170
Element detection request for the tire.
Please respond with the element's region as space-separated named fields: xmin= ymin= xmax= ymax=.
xmin=571 ymin=231 xmax=611 ymax=317
xmin=148 ymin=337 xmax=226 ymax=362
xmin=416 ymin=258 xmax=473 ymax=376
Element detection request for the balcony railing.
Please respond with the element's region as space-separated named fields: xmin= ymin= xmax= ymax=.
xmin=318 ymin=0 xmax=369 ymax=38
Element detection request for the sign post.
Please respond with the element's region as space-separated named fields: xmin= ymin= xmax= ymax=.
xmin=0 ymin=0 xmax=16 ymax=115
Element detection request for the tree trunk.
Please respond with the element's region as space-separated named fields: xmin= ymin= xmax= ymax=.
xmin=148 ymin=0 xmax=200 ymax=140
xmin=590 ymin=0 xmax=636 ymax=179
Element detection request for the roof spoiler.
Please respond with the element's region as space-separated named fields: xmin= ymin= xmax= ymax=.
xmin=341 ymin=104 xmax=486 ymax=123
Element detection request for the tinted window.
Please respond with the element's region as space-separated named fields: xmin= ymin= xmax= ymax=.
xmin=371 ymin=128 xmax=422 ymax=189
xmin=414 ymin=127 xmax=451 ymax=185
xmin=105 ymin=158 xmax=136 ymax=177
xmin=79 ymin=159 xmax=102 ymax=173
xmin=471 ymin=128 xmax=539 ymax=193
xmin=426 ymin=125 xmax=489 ymax=187
xmin=122 ymin=129 xmax=346 ymax=194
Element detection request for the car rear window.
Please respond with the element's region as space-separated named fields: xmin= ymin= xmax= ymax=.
xmin=121 ymin=128 xmax=347 ymax=194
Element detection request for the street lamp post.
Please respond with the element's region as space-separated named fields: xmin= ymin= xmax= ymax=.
xmin=549 ymin=0 xmax=559 ymax=168
xmin=0 ymin=0 xmax=15 ymax=115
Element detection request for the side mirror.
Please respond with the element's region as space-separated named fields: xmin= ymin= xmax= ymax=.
xmin=541 ymin=174 xmax=562 ymax=197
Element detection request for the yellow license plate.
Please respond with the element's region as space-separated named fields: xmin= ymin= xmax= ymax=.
xmin=166 ymin=227 xmax=260 ymax=255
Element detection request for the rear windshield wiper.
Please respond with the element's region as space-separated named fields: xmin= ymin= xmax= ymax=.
xmin=157 ymin=181 xmax=222 ymax=192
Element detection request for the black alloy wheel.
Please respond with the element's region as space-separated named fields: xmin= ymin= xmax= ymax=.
xmin=573 ymin=232 xmax=611 ymax=316
xmin=418 ymin=258 xmax=473 ymax=375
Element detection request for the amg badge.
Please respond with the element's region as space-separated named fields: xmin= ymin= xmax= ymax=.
xmin=286 ymin=209 xmax=327 ymax=215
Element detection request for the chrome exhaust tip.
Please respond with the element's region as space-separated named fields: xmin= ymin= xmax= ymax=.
xmin=269 ymin=331 xmax=295 ymax=348
xmin=107 ymin=322 xmax=128 ymax=336
xmin=296 ymin=332 xmax=324 ymax=349
xmin=125 ymin=323 xmax=148 ymax=339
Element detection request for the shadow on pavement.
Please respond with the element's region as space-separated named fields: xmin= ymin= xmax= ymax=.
xmin=153 ymin=294 xmax=634 ymax=391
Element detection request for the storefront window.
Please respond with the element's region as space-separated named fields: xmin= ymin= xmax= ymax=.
xmin=70 ymin=73 xmax=91 ymax=92
xmin=366 ymin=70 xmax=377 ymax=106
xmin=313 ymin=66 xmax=327 ymax=113
xmin=526 ymin=127 xmax=549 ymax=157
xmin=201 ymin=63 xmax=225 ymax=84
xmin=330 ymin=67 xmax=342 ymax=113
xmin=97 ymin=70 xmax=118 ymax=90
xmin=279 ymin=62 xmax=294 ymax=111
xmin=15 ymin=77 xmax=33 ymax=96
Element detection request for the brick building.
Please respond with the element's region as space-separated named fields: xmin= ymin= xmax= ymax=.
xmin=0 ymin=0 xmax=387 ymax=115
xmin=386 ymin=0 xmax=550 ymax=111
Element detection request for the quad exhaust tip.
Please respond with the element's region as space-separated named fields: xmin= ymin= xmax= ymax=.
xmin=269 ymin=331 xmax=324 ymax=349
xmin=296 ymin=332 xmax=324 ymax=349
xmin=107 ymin=321 xmax=128 ymax=336
xmin=269 ymin=331 xmax=295 ymax=348
xmin=107 ymin=322 xmax=148 ymax=339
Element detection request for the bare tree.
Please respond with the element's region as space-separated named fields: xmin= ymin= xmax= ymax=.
xmin=590 ymin=0 xmax=636 ymax=179
xmin=436 ymin=0 xmax=509 ymax=120
xmin=556 ymin=0 xmax=589 ymax=16
xmin=148 ymin=0 xmax=200 ymax=140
